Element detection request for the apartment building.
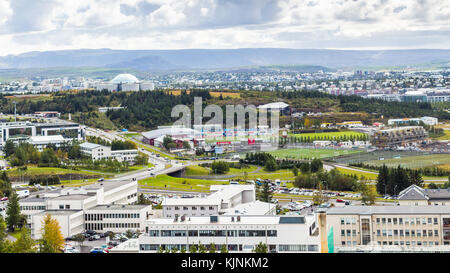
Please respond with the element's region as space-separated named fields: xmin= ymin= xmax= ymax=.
xmin=136 ymin=214 xmax=319 ymax=253
xmin=326 ymin=206 xmax=450 ymax=251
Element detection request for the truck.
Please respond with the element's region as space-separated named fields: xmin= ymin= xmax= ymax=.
xmin=16 ymin=190 xmax=30 ymax=199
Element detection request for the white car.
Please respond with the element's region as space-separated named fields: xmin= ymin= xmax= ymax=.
xmin=64 ymin=246 xmax=80 ymax=253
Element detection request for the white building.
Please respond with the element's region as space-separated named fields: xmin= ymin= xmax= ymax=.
xmin=79 ymin=142 xmax=138 ymax=162
xmin=0 ymin=121 xmax=85 ymax=147
xmin=388 ymin=117 xmax=438 ymax=126
xmin=135 ymin=214 xmax=320 ymax=253
xmin=95 ymin=74 xmax=155 ymax=92
xmin=162 ymin=185 xmax=276 ymax=219
xmin=19 ymin=180 xmax=147 ymax=239
xmin=28 ymin=135 xmax=68 ymax=151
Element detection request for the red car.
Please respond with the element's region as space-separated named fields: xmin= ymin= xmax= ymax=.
xmin=0 ymin=197 xmax=8 ymax=201
xmin=336 ymin=199 xmax=345 ymax=203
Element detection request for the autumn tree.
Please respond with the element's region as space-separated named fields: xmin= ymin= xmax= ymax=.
xmin=40 ymin=214 xmax=65 ymax=253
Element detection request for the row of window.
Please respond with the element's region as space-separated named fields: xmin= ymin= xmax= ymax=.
xmin=376 ymin=217 xmax=438 ymax=225
xmin=146 ymin=229 xmax=278 ymax=237
xmin=20 ymin=206 xmax=45 ymax=211
xmin=378 ymin=241 xmax=440 ymax=246
xmin=139 ymin=244 xmax=318 ymax=252
xmin=127 ymin=193 xmax=137 ymax=200
xmin=376 ymin=229 xmax=438 ymax=237
xmin=341 ymin=229 xmax=357 ymax=237
xmin=85 ymin=213 xmax=140 ymax=221
xmin=166 ymin=206 xmax=216 ymax=211
xmin=85 ymin=222 xmax=140 ymax=230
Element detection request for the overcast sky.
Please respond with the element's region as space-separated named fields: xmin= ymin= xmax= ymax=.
xmin=0 ymin=0 xmax=449 ymax=56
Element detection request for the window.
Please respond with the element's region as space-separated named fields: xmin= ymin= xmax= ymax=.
xmin=434 ymin=230 xmax=439 ymax=237
xmin=405 ymin=230 xmax=410 ymax=236
xmin=377 ymin=230 xmax=381 ymax=236
xmin=388 ymin=218 xmax=392 ymax=224
xmin=382 ymin=218 xmax=386 ymax=224
xmin=59 ymin=205 xmax=64 ymax=209
xmin=428 ymin=218 xmax=432 ymax=224
xmin=399 ymin=218 xmax=403 ymax=225
xmin=376 ymin=218 xmax=380 ymax=224
xmin=434 ymin=218 xmax=438 ymax=225
xmin=267 ymin=230 xmax=277 ymax=237
xmin=423 ymin=230 xmax=427 ymax=237
xmin=209 ymin=206 xmax=214 ymax=210
xmin=188 ymin=230 xmax=198 ymax=236
xmin=341 ymin=230 xmax=345 ymax=236
xmin=341 ymin=218 xmax=345 ymax=225
xmin=393 ymin=218 xmax=397 ymax=225
xmin=394 ymin=230 xmax=398 ymax=236
xmin=183 ymin=207 xmax=188 ymax=210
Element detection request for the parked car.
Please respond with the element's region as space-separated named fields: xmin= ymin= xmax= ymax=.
xmin=336 ymin=199 xmax=345 ymax=203
xmin=98 ymin=178 xmax=104 ymax=182
xmin=64 ymin=246 xmax=80 ymax=253
xmin=90 ymin=247 xmax=107 ymax=253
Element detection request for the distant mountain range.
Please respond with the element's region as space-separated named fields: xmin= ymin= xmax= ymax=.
xmin=0 ymin=48 xmax=449 ymax=72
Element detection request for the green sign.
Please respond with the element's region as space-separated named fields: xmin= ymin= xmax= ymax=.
xmin=327 ymin=226 xmax=334 ymax=253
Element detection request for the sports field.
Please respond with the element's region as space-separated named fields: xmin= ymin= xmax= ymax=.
xmin=365 ymin=154 xmax=450 ymax=169
xmin=291 ymin=131 xmax=367 ymax=139
xmin=268 ymin=148 xmax=362 ymax=160
xmin=139 ymin=174 xmax=230 ymax=191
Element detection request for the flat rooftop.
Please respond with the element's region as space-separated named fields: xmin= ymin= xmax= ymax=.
xmin=146 ymin=215 xmax=314 ymax=226
xmin=51 ymin=194 xmax=94 ymax=201
xmin=222 ymin=200 xmax=276 ymax=215
xmin=86 ymin=204 xmax=151 ymax=211
xmin=327 ymin=206 xmax=450 ymax=215
xmin=35 ymin=210 xmax=82 ymax=216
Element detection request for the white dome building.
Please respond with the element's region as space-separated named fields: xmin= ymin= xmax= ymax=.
xmin=95 ymin=73 xmax=154 ymax=92
xmin=110 ymin=74 xmax=140 ymax=84
xmin=110 ymin=73 xmax=140 ymax=91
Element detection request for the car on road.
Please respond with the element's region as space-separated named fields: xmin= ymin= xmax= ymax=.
xmin=98 ymin=178 xmax=104 ymax=182
xmin=64 ymin=245 xmax=80 ymax=253
xmin=90 ymin=247 xmax=107 ymax=253
xmin=336 ymin=199 xmax=345 ymax=203
xmin=0 ymin=197 xmax=8 ymax=201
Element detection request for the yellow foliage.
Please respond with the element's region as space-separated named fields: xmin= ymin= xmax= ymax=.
xmin=41 ymin=214 xmax=65 ymax=253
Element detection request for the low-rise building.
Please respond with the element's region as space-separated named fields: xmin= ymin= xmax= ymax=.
xmin=136 ymin=214 xmax=319 ymax=253
xmin=398 ymin=185 xmax=450 ymax=206
xmin=162 ymin=185 xmax=276 ymax=219
xmin=371 ymin=126 xmax=427 ymax=148
xmin=326 ymin=206 xmax=450 ymax=251
xmin=79 ymin=142 xmax=138 ymax=162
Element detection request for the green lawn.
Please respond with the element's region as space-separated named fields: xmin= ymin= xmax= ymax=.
xmin=335 ymin=167 xmax=378 ymax=180
xmin=139 ymin=174 xmax=231 ymax=191
xmin=7 ymin=167 xmax=100 ymax=176
xmin=365 ymin=154 xmax=450 ymax=169
xmin=268 ymin=148 xmax=362 ymax=160
xmin=185 ymin=165 xmax=211 ymax=176
xmin=291 ymin=131 xmax=367 ymax=139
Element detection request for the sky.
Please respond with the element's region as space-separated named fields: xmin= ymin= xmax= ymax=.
xmin=0 ymin=0 xmax=449 ymax=56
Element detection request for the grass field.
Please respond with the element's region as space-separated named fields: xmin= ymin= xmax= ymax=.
xmin=335 ymin=167 xmax=378 ymax=180
xmin=291 ymin=131 xmax=367 ymax=139
xmin=268 ymin=148 xmax=362 ymax=160
xmin=139 ymin=174 xmax=229 ymax=191
xmin=365 ymin=154 xmax=450 ymax=169
xmin=6 ymin=167 xmax=100 ymax=177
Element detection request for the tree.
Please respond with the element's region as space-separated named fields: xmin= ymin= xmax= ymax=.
xmin=6 ymin=192 xmax=21 ymax=232
xmin=409 ymin=170 xmax=424 ymax=188
xmin=257 ymin=181 xmax=273 ymax=203
xmin=182 ymin=141 xmax=191 ymax=150
xmin=73 ymin=233 xmax=85 ymax=249
xmin=292 ymin=166 xmax=299 ymax=176
xmin=0 ymin=216 xmax=8 ymax=252
xmin=209 ymin=243 xmax=216 ymax=253
xmin=198 ymin=243 xmax=207 ymax=253
xmin=189 ymin=244 xmax=198 ymax=253
xmin=253 ymin=242 xmax=268 ymax=253
xmin=12 ymin=228 xmax=36 ymax=253
xmin=264 ymin=158 xmax=278 ymax=172
xmin=180 ymin=246 xmax=186 ymax=253
xmin=359 ymin=180 xmax=376 ymax=206
xmin=162 ymin=136 xmax=175 ymax=150
xmin=3 ymin=140 xmax=15 ymax=158
xmin=312 ymin=182 xmax=329 ymax=205
xmin=220 ymin=244 xmax=228 ymax=253
xmin=137 ymin=193 xmax=152 ymax=205
xmin=40 ymin=214 xmax=65 ymax=253
xmin=376 ymin=164 xmax=389 ymax=195
xmin=310 ymin=158 xmax=323 ymax=173
xmin=211 ymin=161 xmax=230 ymax=174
